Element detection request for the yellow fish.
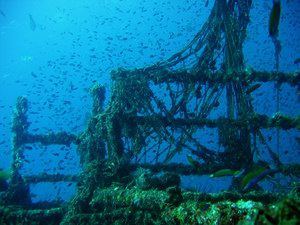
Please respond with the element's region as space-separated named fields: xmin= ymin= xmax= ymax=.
xmin=241 ymin=166 xmax=267 ymax=189
xmin=242 ymin=167 xmax=280 ymax=191
xmin=186 ymin=154 xmax=201 ymax=169
xmin=210 ymin=169 xmax=242 ymax=178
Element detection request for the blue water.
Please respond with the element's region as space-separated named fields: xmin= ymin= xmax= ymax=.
xmin=0 ymin=0 xmax=299 ymax=203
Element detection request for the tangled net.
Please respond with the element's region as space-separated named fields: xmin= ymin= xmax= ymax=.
xmin=77 ymin=0 xmax=299 ymax=177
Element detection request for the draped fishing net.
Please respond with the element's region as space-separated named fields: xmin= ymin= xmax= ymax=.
xmin=78 ymin=0 xmax=299 ymax=176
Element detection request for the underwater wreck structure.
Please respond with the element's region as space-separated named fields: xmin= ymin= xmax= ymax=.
xmin=1 ymin=0 xmax=300 ymax=224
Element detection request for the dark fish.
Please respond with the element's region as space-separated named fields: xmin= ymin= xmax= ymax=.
xmin=246 ymin=83 xmax=262 ymax=94
xmin=0 ymin=180 xmax=8 ymax=191
xmin=63 ymin=100 xmax=71 ymax=105
xmin=0 ymin=9 xmax=5 ymax=17
xmin=24 ymin=159 xmax=31 ymax=163
xmin=29 ymin=14 xmax=36 ymax=31
xmin=294 ymin=58 xmax=300 ymax=64
xmin=269 ymin=0 xmax=281 ymax=37
xmin=205 ymin=0 xmax=209 ymax=7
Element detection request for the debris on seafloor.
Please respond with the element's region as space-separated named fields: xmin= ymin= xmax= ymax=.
xmin=1 ymin=182 xmax=300 ymax=225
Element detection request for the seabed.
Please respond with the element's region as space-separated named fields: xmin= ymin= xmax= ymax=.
xmin=1 ymin=179 xmax=300 ymax=224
